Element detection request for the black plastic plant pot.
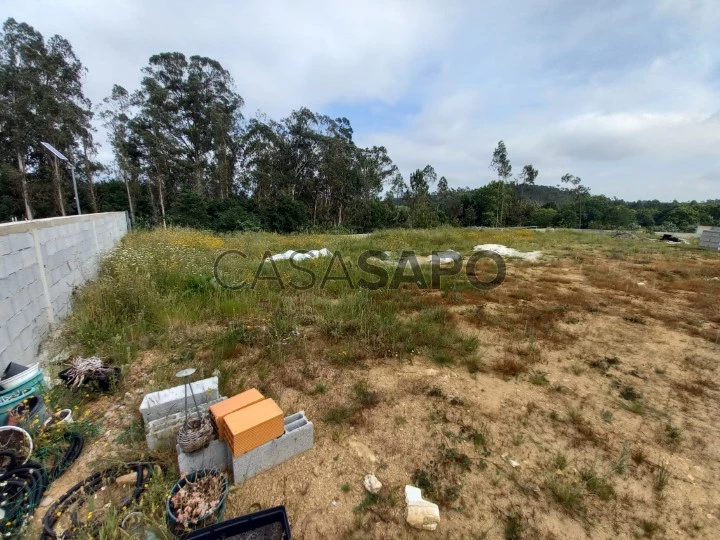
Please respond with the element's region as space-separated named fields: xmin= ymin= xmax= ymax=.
xmin=186 ymin=505 xmax=291 ymax=539
xmin=167 ymin=469 xmax=229 ymax=536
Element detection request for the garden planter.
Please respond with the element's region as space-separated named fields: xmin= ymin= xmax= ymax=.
xmin=43 ymin=408 xmax=73 ymax=427
xmin=8 ymin=394 xmax=45 ymax=433
xmin=187 ymin=505 xmax=291 ymax=539
xmin=167 ymin=469 xmax=229 ymax=536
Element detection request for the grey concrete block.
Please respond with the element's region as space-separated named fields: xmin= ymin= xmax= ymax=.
xmin=177 ymin=438 xmax=232 ymax=474
xmin=232 ymin=411 xmax=314 ymax=484
xmin=140 ymin=377 xmax=220 ymax=423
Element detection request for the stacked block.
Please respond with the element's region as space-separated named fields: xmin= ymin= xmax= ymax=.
xmin=209 ymin=388 xmax=264 ymax=434
xmin=699 ymin=228 xmax=720 ymax=250
xmin=223 ymin=398 xmax=284 ymax=457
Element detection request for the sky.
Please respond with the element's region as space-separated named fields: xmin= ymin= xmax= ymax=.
xmin=5 ymin=0 xmax=720 ymax=201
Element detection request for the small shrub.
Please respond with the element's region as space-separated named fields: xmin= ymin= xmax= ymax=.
xmin=554 ymin=453 xmax=568 ymax=470
xmin=638 ymin=519 xmax=664 ymax=538
xmin=493 ymin=357 xmax=528 ymax=377
xmin=653 ymin=462 xmax=670 ymax=494
xmin=546 ymin=478 xmax=584 ymax=514
xmin=311 ymin=382 xmax=328 ymax=395
xmin=663 ymin=424 xmax=682 ymax=448
xmin=631 ymin=447 xmax=647 ymax=465
xmin=504 ymin=509 xmax=526 ymax=540
xmin=579 ymin=467 xmax=615 ymax=500
xmin=529 ymin=370 xmax=549 ymax=386
xmin=324 ymin=406 xmax=354 ymax=425
xmin=624 ymin=314 xmax=646 ymax=325
xmin=353 ymin=381 xmax=380 ymax=409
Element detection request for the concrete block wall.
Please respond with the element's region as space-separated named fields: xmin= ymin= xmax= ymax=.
xmin=0 ymin=213 xmax=128 ymax=371
xmin=699 ymin=229 xmax=720 ymax=250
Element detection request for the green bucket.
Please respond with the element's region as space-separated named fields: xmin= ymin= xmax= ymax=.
xmin=0 ymin=373 xmax=45 ymax=425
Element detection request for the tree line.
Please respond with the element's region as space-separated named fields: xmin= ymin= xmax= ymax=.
xmin=2 ymin=17 xmax=718 ymax=233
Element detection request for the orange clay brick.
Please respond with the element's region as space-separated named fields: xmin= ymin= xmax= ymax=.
xmin=210 ymin=388 xmax=264 ymax=435
xmin=224 ymin=398 xmax=284 ymax=457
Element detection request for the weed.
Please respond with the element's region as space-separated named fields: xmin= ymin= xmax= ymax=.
xmin=311 ymin=382 xmax=328 ymax=395
xmin=394 ymin=415 xmax=407 ymax=426
xmin=504 ymin=509 xmax=526 ymax=540
xmin=529 ymin=370 xmax=549 ymax=386
xmin=493 ymin=357 xmax=528 ymax=377
xmin=620 ymin=385 xmax=642 ymax=401
xmin=353 ymin=381 xmax=380 ymax=408
xmin=663 ymin=424 xmax=682 ymax=448
xmin=589 ymin=356 xmax=621 ymax=373
xmin=324 ymin=406 xmax=354 ymax=425
xmin=341 ymin=482 xmax=351 ymax=493
xmin=571 ymin=363 xmax=585 ymax=375
xmin=579 ymin=467 xmax=615 ymax=500
xmin=353 ymin=490 xmax=397 ymax=520
xmin=431 ymin=350 xmax=455 ymax=366
xmin=549 ymin=410 xmax=560 ymax=421
xmin=460 ymin=424 xmax=492 ymax=456
xmin=624 ymin=314 xmax=646 ymax=325
xmin=638 ymin=519 xmax=664 ymax=538
xmin=619 ymin=400 xmax=645 ymax=416
xmin=601 ymin=410 xmax=613 ymax=423
xmin=614 ymin=443 xmax=629 ymax=474
xmin=631 ymin=447 xmax=647 ymax=465
xmin=546 ymin=478 xmax=584 ymax=514
xmin=653 ymin=462 xmax=670 ymax=494
xmin=512 ymin=433 xmax=525 ymax=446
xmin=412 ymin=444 xmax=473 ymax=507
xmin=115 ymin=418 xmax=145 ymax=446
xmin=554 ymin=453 xmax=568 ymax=470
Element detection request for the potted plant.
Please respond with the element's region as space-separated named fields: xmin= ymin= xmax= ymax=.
xmin=167 ymin=469 xmax=229 ymax=534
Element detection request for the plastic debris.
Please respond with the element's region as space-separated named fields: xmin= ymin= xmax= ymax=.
xmin=269 ymin=248 xmax=332 ymax=262
xmin=473 ymin=244 xmax=543 ymax=261
xmin=405 ymin=485 xmax=440 ymax=531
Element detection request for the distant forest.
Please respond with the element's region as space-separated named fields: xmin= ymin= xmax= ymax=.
xmin=2 ymin=17 xmax=718 ymax=233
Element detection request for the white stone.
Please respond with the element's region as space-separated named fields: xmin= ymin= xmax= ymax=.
xmin=405 ymin=485 xmax=440 ymax=531
xmin=363 ymin=474 xmax=382 ymax=494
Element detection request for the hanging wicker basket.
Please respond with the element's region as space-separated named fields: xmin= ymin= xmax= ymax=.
xmin=177 ymin=416 xmax=213 ymax=454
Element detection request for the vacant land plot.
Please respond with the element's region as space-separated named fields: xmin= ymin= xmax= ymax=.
xmin=37 ymin=228 xmax=719 ymax=539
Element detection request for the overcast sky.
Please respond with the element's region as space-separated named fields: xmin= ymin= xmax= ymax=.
xmin=6 ymin=0 xmax=720 ymax=201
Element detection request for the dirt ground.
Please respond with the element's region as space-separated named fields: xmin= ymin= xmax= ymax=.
xmin=32 ymin=248 xmax=720 ymax=539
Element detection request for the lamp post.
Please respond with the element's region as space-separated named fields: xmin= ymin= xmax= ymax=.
xmin=41 ymin=141 xmax=82 ymax=215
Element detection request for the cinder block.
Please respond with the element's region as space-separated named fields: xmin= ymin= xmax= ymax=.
xmin=140 ymin=377 xmax=220 ymax=423
xmin=232 ymin=412 xmax=314 ymax=484
xmin=177 ymin=438 xmax=231 ymax=474
xmin=8 ymin=232 xmax=32 ymax=252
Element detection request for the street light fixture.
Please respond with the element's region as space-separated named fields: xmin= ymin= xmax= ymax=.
xmin=41 ymin=141 xmax=82 ymax=215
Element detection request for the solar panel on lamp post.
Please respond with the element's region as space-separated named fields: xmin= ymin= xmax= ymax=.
xmin=40 ymin=141 xmax=82 ymax=216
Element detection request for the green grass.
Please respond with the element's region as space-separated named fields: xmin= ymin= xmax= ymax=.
xmin=579 ymin=467 xmax=615 ymax=500
xmin=546 ymin=478 xmax=585 ymax=514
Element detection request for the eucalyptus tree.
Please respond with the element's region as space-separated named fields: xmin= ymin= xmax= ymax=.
xmin=490 ymin=140 xmax=512 ymax=227
xmin=0 ymin=17 xmax=92 ymax=219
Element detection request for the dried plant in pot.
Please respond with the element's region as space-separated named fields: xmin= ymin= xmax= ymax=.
xmin=167 ymin=469 xmax=229 ymax=533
